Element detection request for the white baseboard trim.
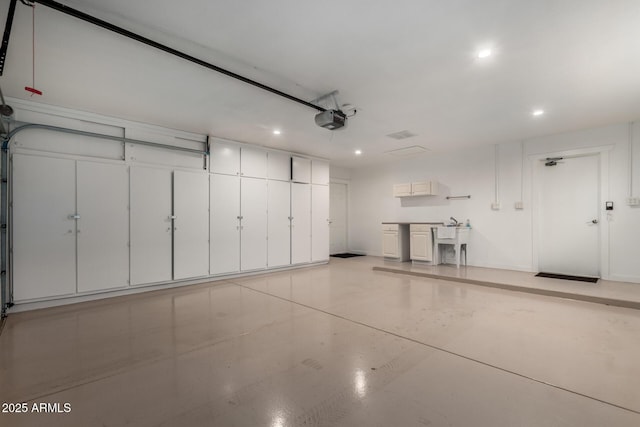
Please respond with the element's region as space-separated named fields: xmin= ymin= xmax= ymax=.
xmin=8 ymin=261 xmax=328 ymax=313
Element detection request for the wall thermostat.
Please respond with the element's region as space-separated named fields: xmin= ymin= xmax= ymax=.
xmin=605 ymin=201 xmax=613 ymax=211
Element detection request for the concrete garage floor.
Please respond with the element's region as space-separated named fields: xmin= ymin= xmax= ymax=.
xmin=0 ymin=256 xmax=639 ymax=426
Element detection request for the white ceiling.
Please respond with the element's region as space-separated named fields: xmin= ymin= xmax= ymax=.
xmin=2 ymin=0 xmax=640 ymax=167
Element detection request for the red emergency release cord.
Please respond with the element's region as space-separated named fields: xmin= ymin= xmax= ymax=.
xmin=25 ymin=3 xmax=42 ymax=96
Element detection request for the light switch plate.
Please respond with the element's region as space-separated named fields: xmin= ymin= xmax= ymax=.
xmin=514 ymin=201 xmax=524 ymax=210
xmin=491 ymin=202 xmax=501 ymax=210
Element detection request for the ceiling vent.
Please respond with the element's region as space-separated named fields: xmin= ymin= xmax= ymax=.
xmin=386 ymin=130 xmax=417 ymax=140
xmin=385 ymin=145 xmax=429 ymax=157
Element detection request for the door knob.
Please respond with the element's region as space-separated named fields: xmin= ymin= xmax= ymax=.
xmin=589 ymin=219 xmax=599 ymax=224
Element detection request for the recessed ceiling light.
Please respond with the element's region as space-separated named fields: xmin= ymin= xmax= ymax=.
xmin=273 ymin=129 xmax=281 ymax=135
xmin=477 ymin=49 xmax=492 ymax=59
xmin=354 ymin=149 xmax=362 ymax=155
xmin=532 ymin=109 xmax=545 ymax=117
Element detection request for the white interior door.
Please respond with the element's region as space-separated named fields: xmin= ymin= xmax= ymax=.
xmin=210 ymin=174 xmax=240 ymax=274
xmin=291 ymin=183 xmax=311 ymax=264
xmin=173 ymin=170 xmax=210 ymax=279
xmin=12 ymin=154 xmax=76 ymax=301
xmin=538 ymin=154 xmax=600 ymax=277
xmin=267 ymin=180 xmax=291 ymax=268
xmin=77 ymin=161 xmax=129 ymax=292
xmin=311 ymin=184 xmax=330 ymax=262
xmin=329 ymin=182 xmax=347 ymax=254
xmin=241 ymin=177 xmax=268 ymax=271
xmin=130 ymin=166 xmax=172 ymax=285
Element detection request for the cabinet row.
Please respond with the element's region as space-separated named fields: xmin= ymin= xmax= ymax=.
xmin=210 ymin=140 xmax=329 ymax=184
xmin=11 ymin=154 xmax=329 ymax=302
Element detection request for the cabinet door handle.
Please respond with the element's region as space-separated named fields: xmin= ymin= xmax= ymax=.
xmin=68 ymin=214 xmax=80 ymax=220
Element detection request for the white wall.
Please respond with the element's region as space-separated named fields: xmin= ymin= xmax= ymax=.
xmin=349 ymin=122 xmax=640 ymax=282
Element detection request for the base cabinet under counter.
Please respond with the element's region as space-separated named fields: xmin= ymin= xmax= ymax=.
xmin=382 ymin=223 xmax=410 ymax=261
xmin=382 ymin=222 xmax=442 ymax=262
xmin=409 ymin=224 xmax=434 ymax=262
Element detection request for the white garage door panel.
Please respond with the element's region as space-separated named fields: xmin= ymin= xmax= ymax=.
xmin=12 ymin=154 xmax=76 ymax=301
xmin=77 ymin=161 xmax=129 ymax=293
xmin=130 ymin=166 xmax=172 ymax=285
xmin=210 ymin=174 xmax=240 ymax=274
xmin=268 ymin=180 xmax=291 ymax=268
xmin=174 ymin=171 xmax=210 ymax=279
xmin=241 ymin=178 xmax=267 ymax=271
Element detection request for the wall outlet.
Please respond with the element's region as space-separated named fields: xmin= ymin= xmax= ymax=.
xmin=514 ymin=201 xmax=524 ymax=210
xmin=491 ymin=202 xmax=501 ymax=210
xmin=627 ymin=197 xmax=640 ymax=206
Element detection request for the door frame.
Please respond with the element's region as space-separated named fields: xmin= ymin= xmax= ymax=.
xmin=531 ymin=146 xmax=612 ymax=279
xmin=329 ymin=179 xmax=349 ymax=255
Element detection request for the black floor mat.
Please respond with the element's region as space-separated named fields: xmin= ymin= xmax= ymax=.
xmin=330 ymin=253 xmax=365 ymax=258
xmin=536 ymin=272 xmax=599 ymax=283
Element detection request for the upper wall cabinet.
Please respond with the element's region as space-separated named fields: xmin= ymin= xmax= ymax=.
xmin=311 ymin=160 xmax=330 ymax=185
xmin=393 ymin=183 xmax=412 ymax=197
xmin=394 ymin=181 xmax=439 ymax=197
xmin=292 ymin=156 xmax=311 ymax=183
xmin=268 ymin=151 xmax=291 ymax=181
xmin=241 ymin=146 xmax=268 ymax=179
xmin=210 ymin=140 xmax=240 ymax=175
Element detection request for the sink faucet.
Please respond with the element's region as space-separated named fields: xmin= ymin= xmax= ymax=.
xmin=450 ymin=217 xmax=459 ymax=226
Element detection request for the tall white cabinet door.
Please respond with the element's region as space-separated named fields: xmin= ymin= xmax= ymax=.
xmin=130 ymin=166 xmax=173 ymax=285
xmin=241 ymin=147 xmax=267 ymax=178
xmin=210 ymin=174 xmax=241 ymax=274
xmin=311 ymin=185 xmax=330 ymax=262
xmin=240 ymin=178 xmax=268 ymax=271
xmin=173 ymin=171 xmax=210 ymax=280
xmin=12 ymin=154 xmax=76 ymax=301
xmin=210 ymin=141 xmax=240 ymax=175
xmin=267 ymin=180 xmax=291 ymax=268
xmin=77 ymin=161 xmax=129 ymax=293
xmin=291 ymin=183 xmax=311 ymax=264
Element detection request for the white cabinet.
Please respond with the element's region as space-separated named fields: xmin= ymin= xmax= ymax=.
xmin=12 ymin=154 xmax=77 ymax=301
xmin=382 ymin=223 xmax=410 ymax=261
xmin=173 ymin=171 xmax=210 ymax=279
xmin=210 ymin=140 xmax=240 ymax=175
xmin=292 ymin=156 xmax=311 ymax=183
xmin=382 ymin=224 xmax=400 ymax=258
xmin=394 ymin=181 xmax=439 ymax=197
xmin=268 ymin=151 xmax=291 ymax=181
xmin=267 ymin=180 xmax=291 ymax=268
xmin=13 ymin=155 xmax=130 ymax=300
xmin=210 ymin=174 xmax=241 ymax=275
xmin=130 ymin=166 xmax=172 ymax=285
xmin=291 ymin=183 xmax=311 ymax=264
xmin=409 ymin=224 xmax=433 ymax=262
xmin=241 ymin=146 xmax=268 ymax=178
xmin=311 ymin=159 xmax=330 ymax=185
xmin=311 ymin=184 xmax=330 ymax=262
xmin=393 ymin=183 xmax=412 ymax=197
xmin=241 ymin=177 xmax=268 ymax=271
xmin=77 ymin=161 xmax=129 ymax=292
xmin=411 ymin=181 xmax=439 ymax=196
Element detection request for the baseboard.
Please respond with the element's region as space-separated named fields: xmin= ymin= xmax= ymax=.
xmin=8 ymin=261 xmax=328 ymax=313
